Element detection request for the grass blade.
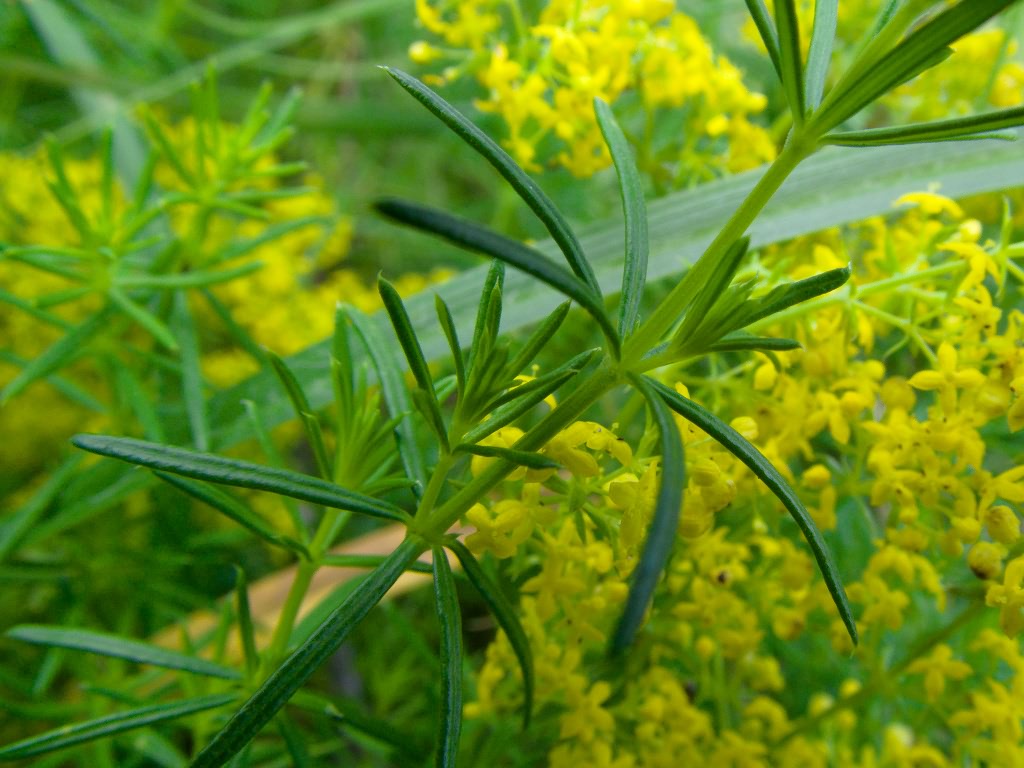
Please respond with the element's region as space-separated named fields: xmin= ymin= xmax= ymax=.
xmin=191 ymin=537 xmax=423 ymax=767
xmin=432 ymin=546 xmax=462 ymax=768
xmin=610 ymin=375 xmax=685 ymax=654
xmin=775 ymin=0 xmax=806 ymax=123
xmin=805 ymin=0 xmax=838 ymax=111
xmin=154 ymin=472 xmax=309 ymax=556
xmin=0 ymin=694 xmax=235 ymax=761
xmin=375 ymin=198 xmax=619 ymax=355
xmin=823 ymin=105 xmax=1024 ymax=146
xmin=6 ymin=626 xmax=240 ymax=680
xmin=71 ymin=434 xmax=408 ymax=522
xmin=594 ymin=98 xmax=648 ymax=338
xmin=383 ymin=67 xmax=600 ymax=295
xmin=649 ymin=380 xmax=857 ymax=645
xmin=743 ymin=0 xmax=782 ymax=78
xmin=447 ymin=540 xmax=533 ymax=728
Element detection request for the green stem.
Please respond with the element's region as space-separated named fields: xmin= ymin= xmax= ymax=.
xmin=624 ymin=138 xmax=813 ymax=362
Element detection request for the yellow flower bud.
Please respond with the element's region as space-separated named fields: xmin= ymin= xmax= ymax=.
xmin=968 ymin=541 xmax=1004 ymax=580
xmin=985 ymin=505 xmax=1020 ymax=545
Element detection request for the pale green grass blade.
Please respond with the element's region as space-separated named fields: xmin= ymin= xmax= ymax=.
xmin=6 ymin=625 xmax=240 ymax=680
xmin=805 ymin=0 xmax=838 ymax=110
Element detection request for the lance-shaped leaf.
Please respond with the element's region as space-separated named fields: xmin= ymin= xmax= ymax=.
xmin=671 ymin=237 xmax=750 ymax=349
xmin=447 ymin=540 xmax=533 ymax=728
xmin=733 ymin=265 xmax=851 ymax=331
xmin=435 ymin=295 xmax=467 ymax=399
xmin=707 ymin=332 xmax=801 ymax=354
xmin=383 ymin=67 xmax=600 ymax=295
xmin=594 ymin=98 xmax=648 ymax=338
xmin=744 ymin=0 xmax=782 ymax=79
xmin=171 ymin=292 xmax=209 ymax=452
xmin=484 ymin=348 xmax=594 ymax=412
xmin=812 ymin=0 xmax=1017 ymax=132
xmin=154 ymin=472 xmax=310 ymax=557
xmin=455 ymin=444 xmax=560 ymax=470
xmin=775 ymin=0 xmax=806 ymax=122
xmin=0 ymin=306 xmax=109 ymax=404
xmin=71 ymin=435 xmax=408 ymax=522
xmin=823 ymin=105 xmax=1024 ymax=146
xmin=467 ymin=260 xmax=504 ymax=375
xmin=499 ymin=300 xmax=570 ymax=383
xmin=610 ymin=375 xmax=685 ymax=654
xmin=346 ymin=306 xmax=427 ymax=495
xmin=648 ymin=380 xmax=857 ymax=645
xmin=320 ymin=554 xmax=433 ymax=574
xmin=115 ymin=262 xmax=263 ymax=289
xmin=108 ymin=287 xmax=179 ymax=352
xmin=234 ymin=567 xmax=259 ymax=677
xmin=191 ymin=537 xmax=423 ymax=767
xmin=0 ymin=694 xmax=235 ymax=762
xmin=432 ymin=546 xmax=463 ymax=768
xmin=376 ymin=199 xmax=619 ymax=354
xmin=6 ymin=625 xmax=240 ymax=680
xmin=268 ymin=351 xmax=331 ymax=479
xmin=805 ymin=0 xmax=838 ymax=111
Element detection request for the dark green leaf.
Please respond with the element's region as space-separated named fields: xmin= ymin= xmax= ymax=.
xmin=467 ymin=260 xmax=504 ymax=376
xmin=6 ymin=625 xmax=239 ymax=680
xmin=812 ymin=0 xmax=1016 ymax=132
xmin=435 ymin=295 xmax=466 ymax=399
xmin=268 ymin=351 xmax=331 ymax=479
xmin=735 ymin=265 xmax=851 ymax=330
xmin=447 ymin=540 xmax=533 ymax=728
xmin=0 ymin=307 xmax=109 ymax=404
xmin=383 ymin=67 xmax=600 ymax=295
xmin=775 ymin=0 xmax=806 ymax=121
xmin=610 ymin=376 xmax=685 ymax=654
xmin=707 ymin=333 xmax=801 ymax=353
xmin=805 ymin=0 xmax=838 ymax=110
xmin=375 ymin=199 xmax=619 ymax=355
xmin=594 ymin=99 xmax=648 ymax=337
xmin=0 ymin=694 xmax=234 ymax=761
xmin=71 ymin=435 xmax=407 ymax=523
xmin=171 ymin=292 xmax=209 ymax=451
xmin=191 ymin=537 xmax=423 ymax=767
xmin=0 ymin=455 xmax=82 ymax=562
xmin=455 ymin=444 xmax=559 ymax=470
xmin=649 ymin=380 xmax=857 ymax=645
xmin=744 ymin=0 xmax=782 ymax=78
xmin=672 ymin=237 xmax=750 ymax=348
xmin=233 ymin=567 xmax=259 ymax=677
xmin=320 ymin=554 xmax=433 ymax=574
xmin=432 ymin=547 xmax=462 ymax=768
xmin=154 ymin=472 xmax=309 ymax=556
xmin=108 ymin=287 xmax=179 ymax=352
xmin=499 ymin=301 xmax=570 ymax=383
xmin=823 ymin=105 xmax=1024 ymax=146
xmin=412 ymin=387 xmax=451 ymax=453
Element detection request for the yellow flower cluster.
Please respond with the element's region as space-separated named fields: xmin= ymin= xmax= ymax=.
xmin=461 ymin=186 xmax=1024 ymax=765
xmin=411 ymin=0 xmax=775 ymax=182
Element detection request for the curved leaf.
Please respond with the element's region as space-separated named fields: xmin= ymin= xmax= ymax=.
xmin=432 ymin=546 xmax=462 ymax=768
xmin=610 ymin=375 xmax=685 ymax=654
xmin=775 ymin=0 xmax=806 ymax=122
xmin=823 ymin=105 xmax=1024 ymax=146
xmin=649 ymin=379 xmax=857 ymax=645
xmin=71 ymin=435 xmax=407 ymax=523
xmin=6 ymin=625 xmax=240 ymax=680
xmin=805 ymin=0 xmax=838 ymax=111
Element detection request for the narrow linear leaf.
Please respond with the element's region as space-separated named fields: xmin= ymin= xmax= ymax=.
xmin=0 ymin=307 xmax=109 ymax=404
xmin=594 ymin=98 xmax=648 ymax=338
xmin=71 ymin=434 xmax=407 ymax=523
xmin=171 ymin=292 xmax=209 ymax=451
xmin=375 ymin=199 xmax=619 ymax=355
xmin=379 ymin=277 xmax=445 ymax=412
xmin=707 ymin=333 xmax=801 ymax=353
xmin=775 ymin=0 xmax=806 ymax=122
xmin=610 ymin=376 xmax=685 ymax=654
xmin=7 ymin=625 xmax=239 ymax=679
xmin=446 ymin=540 xmax=533 ymax=728
xmin=467 ymin=260 xmax=505 ymax=375
xmin=455 ymin=444 xmax=560 ymax=470
xmin=108 ymin=287 xmax=179 ymax=352
xmin=0 ymin=455 xmax=82 ymax=562
xmin=345 ymin=306 xmax=427 ymax=494
xmin=191 ymin=538 xmax=423 ymax=767
xmin=268 ymin=351 xmax=331 ymax=479
xmin=412 ymin=387 xmax=451 ymax=453
xmin=813 ymin=0 xmax=1016 ymax=132
xmin=823 ymin=105 xmax=1024 ymax=146
xmin=435 ymin=295 xmax=466 ymax=398
xmin=432 ymin=546 xmax=463 ymax=768
xmin=116 ymin=263 xmax=263 ymax=289
xmin=743 ymin=0 xmax=782 ymax=78
xmin=233 ymin=567 xmax=259 ymax=678
xmin=738 ymin=265 xmax=851 ymax=330
xmin=649 ymin=380 xmax=857 ymax=645
xmin=0 ymin=694 xmax=235 ymax=761
xmin=672 ymin=237 xmax=750 ymax=348
xmin=276 ymin=714 xmax=311 ymax=768
xmin=805 ymin=0 xmax=838 ymax=110
xmin=499 ymin=301 xmax=571 ymax=383
xmin=383 ymin=66 xmax=600 ymax=295
xmin=320 ymin=554 xmax=433 ymax=574
xmin=154 ymin=472 xmax=309 ymax=557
